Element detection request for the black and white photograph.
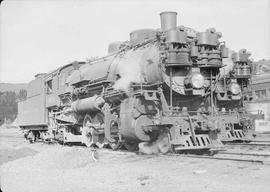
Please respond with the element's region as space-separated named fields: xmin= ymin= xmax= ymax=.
xmin=0 ymin=0 xmax=270 ymax=191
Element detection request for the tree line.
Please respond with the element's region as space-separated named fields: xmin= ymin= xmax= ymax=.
xmin=0 ymin=89 xmax=27 ymax=126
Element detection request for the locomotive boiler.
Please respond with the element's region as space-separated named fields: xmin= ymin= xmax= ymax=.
xmin=18 ymin=11 xmax=236 ymax=152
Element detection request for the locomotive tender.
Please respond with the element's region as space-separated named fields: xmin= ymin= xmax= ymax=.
xmin=18 ymin=11 xmax=253 ymax=152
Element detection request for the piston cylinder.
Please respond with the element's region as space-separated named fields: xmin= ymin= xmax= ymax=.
xmin=71 ymin=95 xmax=105 ymax=112
xmin=160 ymin=11 xmax=177 ymax=31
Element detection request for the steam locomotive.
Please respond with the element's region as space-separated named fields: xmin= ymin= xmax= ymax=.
xmin=18 ymin=11 xmax=253 ymax=152
xmin=214 ymin=49 xmax=255 ymax=142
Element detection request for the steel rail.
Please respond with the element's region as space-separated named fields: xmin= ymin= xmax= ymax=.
xmin=219 ymin=151 xmax=270 ymax=157
xmin=182 ymin=154 xmax=268 ymax=164
xmin=250 ymin=140 xmax=270 ymax=143
xmin=227 ymin=143 xmax=270 ymax=147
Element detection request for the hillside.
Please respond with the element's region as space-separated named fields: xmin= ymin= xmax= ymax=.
xmin=0 ymin=83 xmax=27 ymax=126
xmin=253 ymin=59 xmax=270 ymax=74
xmin=0 ymin=83 xmax=27 ymax=93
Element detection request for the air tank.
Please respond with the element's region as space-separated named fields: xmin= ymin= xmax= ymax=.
xmin=71 ymin=95 xmax=105 ymax=113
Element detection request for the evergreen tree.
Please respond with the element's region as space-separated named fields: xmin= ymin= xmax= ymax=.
xmin=0 ymin=89 xmax=27 ymax=126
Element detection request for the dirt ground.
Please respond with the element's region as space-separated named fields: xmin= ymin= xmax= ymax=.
xmin=0 ymin=128 xmax=270 ymax=192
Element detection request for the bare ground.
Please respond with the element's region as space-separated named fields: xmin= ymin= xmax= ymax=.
xmin=0 ymin=128 xmax=270 ymax=192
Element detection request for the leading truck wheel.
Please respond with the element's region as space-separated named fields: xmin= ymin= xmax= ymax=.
xmin=108 ymin=119 xmax=122 ymax=150
xmin=82 ymin=114 xmax=95 ymax=147
xmin=82 ymin=114 xmax=105 ymax=148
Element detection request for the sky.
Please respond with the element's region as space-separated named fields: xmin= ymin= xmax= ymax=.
xmin=0 ymin=0 xmax=269 ymax=83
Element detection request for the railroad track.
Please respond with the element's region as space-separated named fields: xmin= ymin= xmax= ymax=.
xmin=250 ymin=140 xmax=270 ymax=143
xmin=16 ymin=131 xmax=270 ymax=165
xmin=227 ymin=142 xmax=270 ymax=147
xmin=182 ymin=154 xmax=270 ymax=164
xmin=56 ymin=141 xmax=270 ymax=165
xmin=182 ymin=141 xmax=270 ymax=165
xmin=225 ymin=142 xmax=270 ymax=153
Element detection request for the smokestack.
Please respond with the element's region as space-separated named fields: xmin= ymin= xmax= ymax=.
xmin=160 ymin=11 xmax=177 ymax=31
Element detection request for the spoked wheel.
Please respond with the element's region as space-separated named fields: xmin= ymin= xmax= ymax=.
xmin=91 ymin=113 xmax=106 ymax=148
xmin=82 ymin=114 xmax=94 ymax=147
xmin=27 ymin=131 xmax=35 ymax=143
xmin=95 ymin=134 xmax=106 ymax=149
xmin=124 ymin=141 xmax=138 ymax=152
xmin=108 ymin=119 xmax=122 ymax=150
xmin=55 ymin=127 xmax=65 ymax=144
xmin=82 ymin=113 xmax=106 ymax=148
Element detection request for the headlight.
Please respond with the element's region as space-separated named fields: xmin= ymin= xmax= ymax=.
xmin=191 ymin=73 xmax=204 ymax=89
xmin=230 ymin=83 xmax=241 ymax=95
